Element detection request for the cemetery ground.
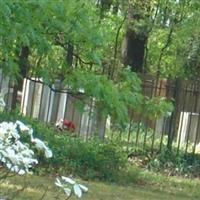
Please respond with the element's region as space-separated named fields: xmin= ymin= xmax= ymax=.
xmin=0 ymin=168 xmax=200 ymax=200
xmin=1 ymin=113 xmax=200 ymax=199
xmin=1 ymin=1 xmax=200 ymax=199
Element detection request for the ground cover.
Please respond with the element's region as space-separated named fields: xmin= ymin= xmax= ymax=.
xmin=0 ymin=169 xmax=200 ymax=200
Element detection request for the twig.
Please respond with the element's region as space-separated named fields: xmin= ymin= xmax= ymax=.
xmin=65 ymin=193 xmax=72 ymax=200
xmin=55 ymin=40 xmax=96 ymax=66
xmin=148 ymin=0 xmax=160 ymax=34
xmin=9 ymin=176 xmax=27 ymax=200
xmin=156 ymin=25 xmax=174 ymax=77
xmin=110 ymin=14 xmax=127 ymax=79
xmin=39 ymin=186 xmax=49 ymax=200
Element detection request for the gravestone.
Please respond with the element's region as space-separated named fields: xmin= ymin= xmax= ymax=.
xmin=0 ymin=69 xmax=12 ymax=110
xmin=177 ymin=112 xmax=200 ymax=144
xmin=20 ymin=78 xmax=105 ymax=137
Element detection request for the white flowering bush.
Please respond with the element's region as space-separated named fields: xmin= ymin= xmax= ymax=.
xmin=55 ymin=176 xmax=88 ymax=198
xmin=0 ymin=119 xmax=88 ymax=199
xmin=0 ymin=120 xmax=52 ymax=175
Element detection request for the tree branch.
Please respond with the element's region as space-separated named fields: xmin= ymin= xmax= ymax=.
xmin=55 ymin=40 xmax=96 ymax=67
xmin=110 ymin=14 xmax=127 ymax=79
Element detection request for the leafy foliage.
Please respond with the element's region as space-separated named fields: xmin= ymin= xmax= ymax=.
xmin=0 ymin=112 xmax=127 ymax=181
xmin=128 ymin=146 xmax=200 ymax=178
xmin=148 ymin=148 xmax=200 ymax=178
xmin=142 ymin=97 xmax=174 ymax=118
xmin=0 ymin=0 xmax=179 ymax=128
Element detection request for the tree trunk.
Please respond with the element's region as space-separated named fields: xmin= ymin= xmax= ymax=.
xmin=66 ymin=43 xmax=74 ymax=69
xmin=122 ymin=30 xmax=147 ymax=73
xmin=121 ymin=1 xmax=150 ymax=73
xmin=11 ymin=46 xmax=29 ymax=110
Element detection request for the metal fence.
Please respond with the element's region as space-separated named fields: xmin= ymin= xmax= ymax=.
xmin=118 ymin=77 xmax=200 ymax=155
xmin=1 ymin=70 xmax=200 ymax=155
xmin=0 ymin=71 xmax=99 ymax=138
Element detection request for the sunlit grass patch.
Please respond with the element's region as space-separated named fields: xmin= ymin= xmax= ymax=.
xmin=0 ymin=171 xmax=200 ymax=200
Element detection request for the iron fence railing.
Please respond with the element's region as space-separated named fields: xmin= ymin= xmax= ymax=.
xmin=1 ymin=69 xmax=200 ymax=155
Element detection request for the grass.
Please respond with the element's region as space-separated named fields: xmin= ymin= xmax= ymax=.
xmin=1 ymin=168 xmax=200 ymax=200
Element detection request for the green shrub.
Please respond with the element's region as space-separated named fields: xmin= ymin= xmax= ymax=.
xmin=113 ymin=165 xmax=141 ymax=185
xmin=0 ymin=111 xmax=128 ymax=181
xmin=53 ymin=137 xmax=127 ymax=180
xmin=147 ymin=148 xmax=200 ymax=178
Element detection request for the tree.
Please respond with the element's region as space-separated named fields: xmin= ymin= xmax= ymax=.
xmin=1 ymin=0 xmax=185 ymax=138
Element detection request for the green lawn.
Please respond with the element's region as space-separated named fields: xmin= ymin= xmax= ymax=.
xmin=0 ymin=171 xmax=200 ymax=200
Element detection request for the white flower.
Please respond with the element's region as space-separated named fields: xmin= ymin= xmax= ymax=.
xmin=0 ymin=122 xmax=16 ymax=132
xmin=10 ymin=129 xmax=20 ymax=140
xmin=31 ymin=137 xmax=46 ymax=149
xmin=64 ymin=188 xmax=71 ymax=196
xmin=44 ymin=147 xmax=53 ymax=158
xmin=31 ymin=137 xmax=53 ymax=158
xmin=78 ymin=184 xmax=88 ymax=192
xmin=55 ymin=178 xmax=63 ymax=187
xmin=73 ymin=184 xmax=82 ymax=198
xmin=18 ymin=169 xmax=26 ymax=175
xmin=0 ymin=120 xmax=52 ymax=175
xmin=28 ymin=128 xmax=33 ymax=138
xmin=16 ymin=120 xmax=30 ymax=132
xmin=61 ymin=176 xmax=76 ymax=184
xmin=55 ymin=176 xmax=88 ymax=198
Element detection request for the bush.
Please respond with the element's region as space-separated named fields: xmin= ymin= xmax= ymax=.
xmin=41 ymin=135 xmax=127 ymax=181
xmin=128 ymin=147 xmax=200 ymax=178
xmin=147 ymin=148 xmax=200 ymax=177
xmin=0 ymin=111 xmax=128 ymax=181
xmin=51 ymin=137 xmax=127 ymax=180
